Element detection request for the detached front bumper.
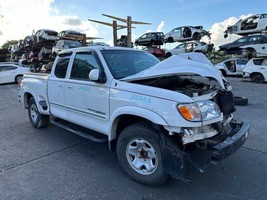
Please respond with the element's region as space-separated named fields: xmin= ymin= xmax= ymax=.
xmin=211 ymin=122 xmax=250 ymax=162
xmin=163 ymin=120 xmax=250 ymax=182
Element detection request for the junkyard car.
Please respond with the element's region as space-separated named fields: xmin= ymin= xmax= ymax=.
xmin=135 ymin=32 xmax=164 ymax=46
xmin=164 ymin=26 xmax=210 ymax=43
xmin=219 ymin=34 xmax=267 ymax=57
xmin=18 ymin=46 xmax=249 ymax=185
xmin=34 ymin=29 xmax=59 ymax=44
xmin=215 ymin=58 xmax=249 ymax=76
xmin=142 ymin=46 xmax=165 ymax=58
xmin=243 ymin=57 xmax=267 ymax=83
xmin=0 ymin=63 xmax=30 ymax=84
xmin=58 ymin=30 xmax=84 ymax=41
xmin=224 ymin=13 xmax=267 ymax=37
xmin=165 ymin=41 xmax=213 ymax=58
xmin=52 ymin=39 xmax=82 ymax=58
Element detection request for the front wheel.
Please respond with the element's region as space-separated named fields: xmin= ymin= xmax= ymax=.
xmin=251 ymin=73 xmax=265 ymax=83
xmin=28 ymin=97 xmax=49 ymax=128
xmin=116 ymin=122 xmax=169 ymax=185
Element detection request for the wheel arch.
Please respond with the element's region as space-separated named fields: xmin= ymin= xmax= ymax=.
xmin=250 ymin=72 xmax=265 ymax=82
xmin=22 ymin=90 xmax=49 ymax=114
xmin=220 ymin=69 xmax=227 ymax=76
xmin=108 ymin=107 xmax=168 ymax=151
xmin=193 ymin=32 xmax=201 ymax=40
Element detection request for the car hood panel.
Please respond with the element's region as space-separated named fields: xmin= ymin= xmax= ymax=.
xmin=122 ymin=55 xmax=224 ymax=87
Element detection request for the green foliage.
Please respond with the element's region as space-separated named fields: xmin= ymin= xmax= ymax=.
xmin=1 ymin=40 xmax=18 ymax=49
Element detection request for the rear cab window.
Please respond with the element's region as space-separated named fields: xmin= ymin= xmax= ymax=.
xmin=54 ymin=52 xmax=72 ymax=78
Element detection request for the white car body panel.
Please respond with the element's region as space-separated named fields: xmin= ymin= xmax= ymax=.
xmin=243 ymin=58 xmax=267 ymax=82
xmin=215 ymin=58 xmax=248 ymax=76
xmin=240 ymin=44 xmax=267 ymax=57
xmin=123 ymin=55 xmax=224 ymax=88
xmin=165 ymin=42 xmax=211 ymax=56
xmin=0 ymin=64 xmax=30 ymax=84
xmin=225 ymin=14 xmax=267 ymax=36
xmin=164 ymin=26 xmax=210 ymax=42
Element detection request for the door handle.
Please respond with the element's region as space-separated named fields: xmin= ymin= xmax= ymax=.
xmin=67 ymin=86 xmax=72 ymax=89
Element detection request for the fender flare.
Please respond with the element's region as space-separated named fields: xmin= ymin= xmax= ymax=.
xmin=23 ymin=88 xmax=49 ymax=115
xmin=109 ymin=106 xmax=168 ymax=141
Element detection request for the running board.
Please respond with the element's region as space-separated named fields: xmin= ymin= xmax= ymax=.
xmin=51 ymin=118 xmax=108 ymax=143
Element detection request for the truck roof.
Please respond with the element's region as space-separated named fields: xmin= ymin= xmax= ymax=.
xmin=59 ymin=46 xmax=141 ymax=55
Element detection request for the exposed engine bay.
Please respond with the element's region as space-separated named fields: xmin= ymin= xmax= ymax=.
xmin=131 ymin=74 xmax=221 ymax=97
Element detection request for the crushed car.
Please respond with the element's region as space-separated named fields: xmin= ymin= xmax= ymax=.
xmin=243 ymin=57 xmax=267 ymax=83
xmin=165 ymin=41 xmax=213 ymax=58
xmin=215 ymin=58 xmax=249 ymax=76
xmin=219 ymin=34 xmax=267 ymax=57
xmin=164 ymin=26 xmax=210 ymax=43
xmin=224 ymin=13 xmax=267 ymax=38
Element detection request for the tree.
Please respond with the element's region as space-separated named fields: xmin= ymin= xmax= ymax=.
xmin=1 ymin=40 xmax=19 ymax=49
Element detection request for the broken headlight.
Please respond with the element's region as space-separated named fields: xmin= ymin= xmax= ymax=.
xmin=178 ymin=100 xmax=220 ymax=122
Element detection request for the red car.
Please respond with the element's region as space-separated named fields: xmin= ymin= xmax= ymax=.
xmin=143 ymin=47 xmax=165 ymax=58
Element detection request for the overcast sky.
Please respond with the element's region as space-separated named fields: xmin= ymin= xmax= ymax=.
xmin=1 ymin=0 xmax=267 ymax=49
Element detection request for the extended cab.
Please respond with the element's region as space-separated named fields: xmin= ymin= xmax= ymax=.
xmin=18 ymin=47 xmax=250 ymax=185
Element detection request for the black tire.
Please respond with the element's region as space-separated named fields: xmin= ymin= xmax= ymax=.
xmin=15 ymin=75 xmax=23 ymax=84
xmin=251 ymin=73 xmax=265 ymax=83
xmin=165 ymin=52 xmax=172 ymax=58
xmin=193 ymin=33 xmax=201 ymax=40
xmin=167 ymin=37 xmax=174 ymax=43
xmin=234 ymin=96 xmax=248 ymax=106
xmin=116 ymin=122 xmax=169 ymax=186
xmin=28 ymin=97 xmax=49 ymax=128
xmin=149 ymin=40 xmax=154 ymax=46
xmin=248 ymin=49 xmax=256 ymax=59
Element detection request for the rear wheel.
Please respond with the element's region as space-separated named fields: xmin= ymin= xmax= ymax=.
xmin=167 ymin=37 xmax=174 ymax=43
xmin=234 ymin=96 xmax=248 ymax=106
xmin=15 ymin=75 xmax=23 ymax=84
xmin=247 ymin=49 xmax=256 ymax=59
xmin=193 ymin=33 xmax=201 ymax=40
xmin=116 ymin=122 xmax=169 ymax=185
xmin=251 ymin=73 xmax=265 ymax=83
xmin=28 ymin=97 xmax=49 ymax=128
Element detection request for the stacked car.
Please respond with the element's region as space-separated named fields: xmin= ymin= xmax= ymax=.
xmin=135 ymin=26 xmax=213 ymax=58
xmin=219 ymin=13 xmax=267 ymax=83
xmin=8 ymin=29 xmax=84 ymax=72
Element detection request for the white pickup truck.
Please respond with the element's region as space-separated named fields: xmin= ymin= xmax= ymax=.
xmin=18 ymin=46 xmax=250 ymax=185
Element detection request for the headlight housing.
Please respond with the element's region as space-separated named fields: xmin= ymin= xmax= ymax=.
xmin=178 ymin=100 xmax=221 ymax=122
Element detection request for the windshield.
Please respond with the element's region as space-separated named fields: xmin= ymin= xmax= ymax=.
xmin=101 ymin=50 xmax=160 ymax=79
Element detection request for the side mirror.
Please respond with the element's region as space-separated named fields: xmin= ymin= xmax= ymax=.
xmin=89 ymin=69 xmax=100 ymax=81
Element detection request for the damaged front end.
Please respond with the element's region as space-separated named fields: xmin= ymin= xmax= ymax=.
xmin=123 ymin=55 xmax=249 ymax=182
xmin=165 ymin=85 xmax=249 ymax=182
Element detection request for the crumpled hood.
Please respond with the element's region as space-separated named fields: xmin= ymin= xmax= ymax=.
xmin=122 ymin=55 xmax=224 ymax=87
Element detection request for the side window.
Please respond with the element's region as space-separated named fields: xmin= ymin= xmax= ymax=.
xmin=253 ymin=59 xmax=263 ymax=65
xmin=54 ymin=54 xmax=71 ymax=78
xmin=70 ymin=52 xmax=100 ymax=80
xmin=0 ymin=66 xmax=17 ymax=72
xmin=237 ymin=59 xmax=248 ymax=65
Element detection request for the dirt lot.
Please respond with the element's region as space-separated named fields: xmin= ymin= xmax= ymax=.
xmin=0 ymin=77 xmax=266 ymax=200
